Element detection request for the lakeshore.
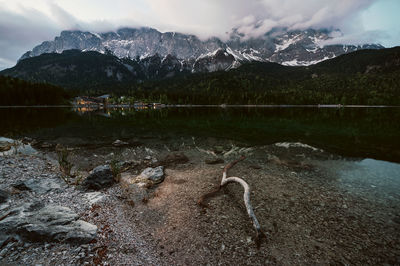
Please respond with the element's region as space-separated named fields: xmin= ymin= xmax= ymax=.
xmin=1 ymin=135 xmax=400 ymax=265
xmin=0 ymin=106 xmax=400 ymax=265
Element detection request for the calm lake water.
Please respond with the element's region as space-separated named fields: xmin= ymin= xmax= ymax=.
xmin=1 ymin=106 xmax=399 ymax=162
xmin=1 ymin=106 xmax=400 ymax=203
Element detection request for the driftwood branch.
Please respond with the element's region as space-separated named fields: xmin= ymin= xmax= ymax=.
xmin=198 ymin=156 xmax=266 ymax=247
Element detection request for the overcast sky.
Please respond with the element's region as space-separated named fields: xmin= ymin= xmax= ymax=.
xmin=0 ymin=0 xmax=399 ymax=70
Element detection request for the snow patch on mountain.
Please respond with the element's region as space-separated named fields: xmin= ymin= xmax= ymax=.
xmin=275 ymin=34 xmax=301 ymax=52
xmin=282 ymin=56 xmax=333 ymax=66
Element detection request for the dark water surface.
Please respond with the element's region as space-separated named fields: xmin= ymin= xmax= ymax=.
xmin=1 ymin=106 xmax=400 ymax=162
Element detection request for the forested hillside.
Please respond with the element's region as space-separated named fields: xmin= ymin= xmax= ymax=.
xmin=115 ymin=47 xmax=400 ymax=105
xmin=0 ymin=76 xmax=70 ymax=105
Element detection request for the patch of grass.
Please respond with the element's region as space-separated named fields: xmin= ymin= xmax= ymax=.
xmin=57 ymin=147 xmax=73 ymax=178
xmin=74 ymin=170 xmax=85 ymax=185
xmin=110 ymin=156 xmax=121 ymax=182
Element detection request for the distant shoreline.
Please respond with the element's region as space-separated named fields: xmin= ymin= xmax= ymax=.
xmin=168 ymin=104 xmax=400 ymax=108
xmin=0 ymin=105 xmax=71 ymax=108
xmin=1 ymin=104 xmax=400 ymax=108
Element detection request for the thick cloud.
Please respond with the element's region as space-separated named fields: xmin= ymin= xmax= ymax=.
xmin=0 ymin=7 xmax=57 ymax=69
xmin=320 ymin=30 xmax=390 ymax=46
xmin=0 ymin=0 xmax=397 ymax=70
xmin=0 ymin=2 xmax=118 ymax=69
xmin=145 ymin=0 xmax=376 ymax=39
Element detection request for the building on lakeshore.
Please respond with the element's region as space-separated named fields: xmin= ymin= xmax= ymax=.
xmin=74 ymin=95 xmax=110 ymax=107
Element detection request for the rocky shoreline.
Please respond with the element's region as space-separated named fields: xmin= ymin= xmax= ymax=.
xmin=1 ymin=137 xmax=399 ymax=265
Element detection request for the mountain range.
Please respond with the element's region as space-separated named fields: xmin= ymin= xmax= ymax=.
xmin=19 ymin=27 xmax=383 ymax=73
xmin=0 ymin=27 xmax=386 ymax=89
xmin=1 ymin=43 xmax=399 ymax=106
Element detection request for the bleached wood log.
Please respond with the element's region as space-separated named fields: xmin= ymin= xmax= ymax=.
xmin=198 ymin=156 xmax=265 ymax=247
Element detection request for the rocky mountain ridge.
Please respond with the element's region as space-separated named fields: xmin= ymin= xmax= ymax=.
xmin=2 ymin=46 xmax=399 ymax=94
xmin=20 ymin=27 xmax=383 ymax=73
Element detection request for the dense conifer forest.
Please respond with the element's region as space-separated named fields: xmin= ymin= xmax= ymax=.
xmin=0 ymin=76 xmax=70 ymax=105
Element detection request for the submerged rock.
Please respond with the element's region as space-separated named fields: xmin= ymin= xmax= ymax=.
xmin=205 ymin=158 xmax=225 ymax=165
xmin=160 ymin=152 xmax=189 ymax=166
xmin=31 ymin=140 xmax=55 ymax=149
xmin=40 ymin=142 xmax=55 ymax=149
xmin=0 ymin=202 xmax=97 ymax=244
xmin=112 ymin=139 xmax=129 ymax=147
xmin=83 ymin=165 xmax=114 ymax=190
xmin=213 ymin=146 xmax=224 ymax=154
xmin=117 ymin=160 xmax=139 ymax=172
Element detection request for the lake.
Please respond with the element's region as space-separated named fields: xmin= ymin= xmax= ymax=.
xmin=1 ymin=106 xmax=399 ymax=162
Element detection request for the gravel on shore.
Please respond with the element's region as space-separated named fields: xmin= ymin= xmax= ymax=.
xmin=0 ymin=139 xmax=399 ymax=265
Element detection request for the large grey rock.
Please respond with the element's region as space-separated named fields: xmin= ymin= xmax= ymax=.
xmin=140 ymin=166 xmax=164 ymax=184
xmin=119 ymin=166 xmax=164 ymax=190
xmin=13 ymin=178 xmax=66 ymax=194
xmin=83 ymin=165 xmax=114 ymax=190
xmin=0 ymin=202 xmax=97 ymax=243
xmin=119 ymin=167 xmax=164 ymax=205
xmin=0 ymin=137 xmax=36 ymax=156
xmin=120 ymin=172 xmax=149 ymax=205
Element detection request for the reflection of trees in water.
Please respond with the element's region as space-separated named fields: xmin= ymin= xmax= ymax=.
xmin=0 ymin=108 xmax=77 ymax=137
xmin=72 ymin=107 xmax=400 ymax=160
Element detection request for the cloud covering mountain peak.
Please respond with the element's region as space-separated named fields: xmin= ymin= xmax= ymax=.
xmin=0 ymin=0 xmax=398 ymax=70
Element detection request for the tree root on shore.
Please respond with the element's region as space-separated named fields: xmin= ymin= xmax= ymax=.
xmin=198 ymin=156 xmax=266 ymax=248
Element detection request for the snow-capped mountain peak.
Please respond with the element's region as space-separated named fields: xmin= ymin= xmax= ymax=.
xmin=20 ymin=27 xmax=384 ymax=73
